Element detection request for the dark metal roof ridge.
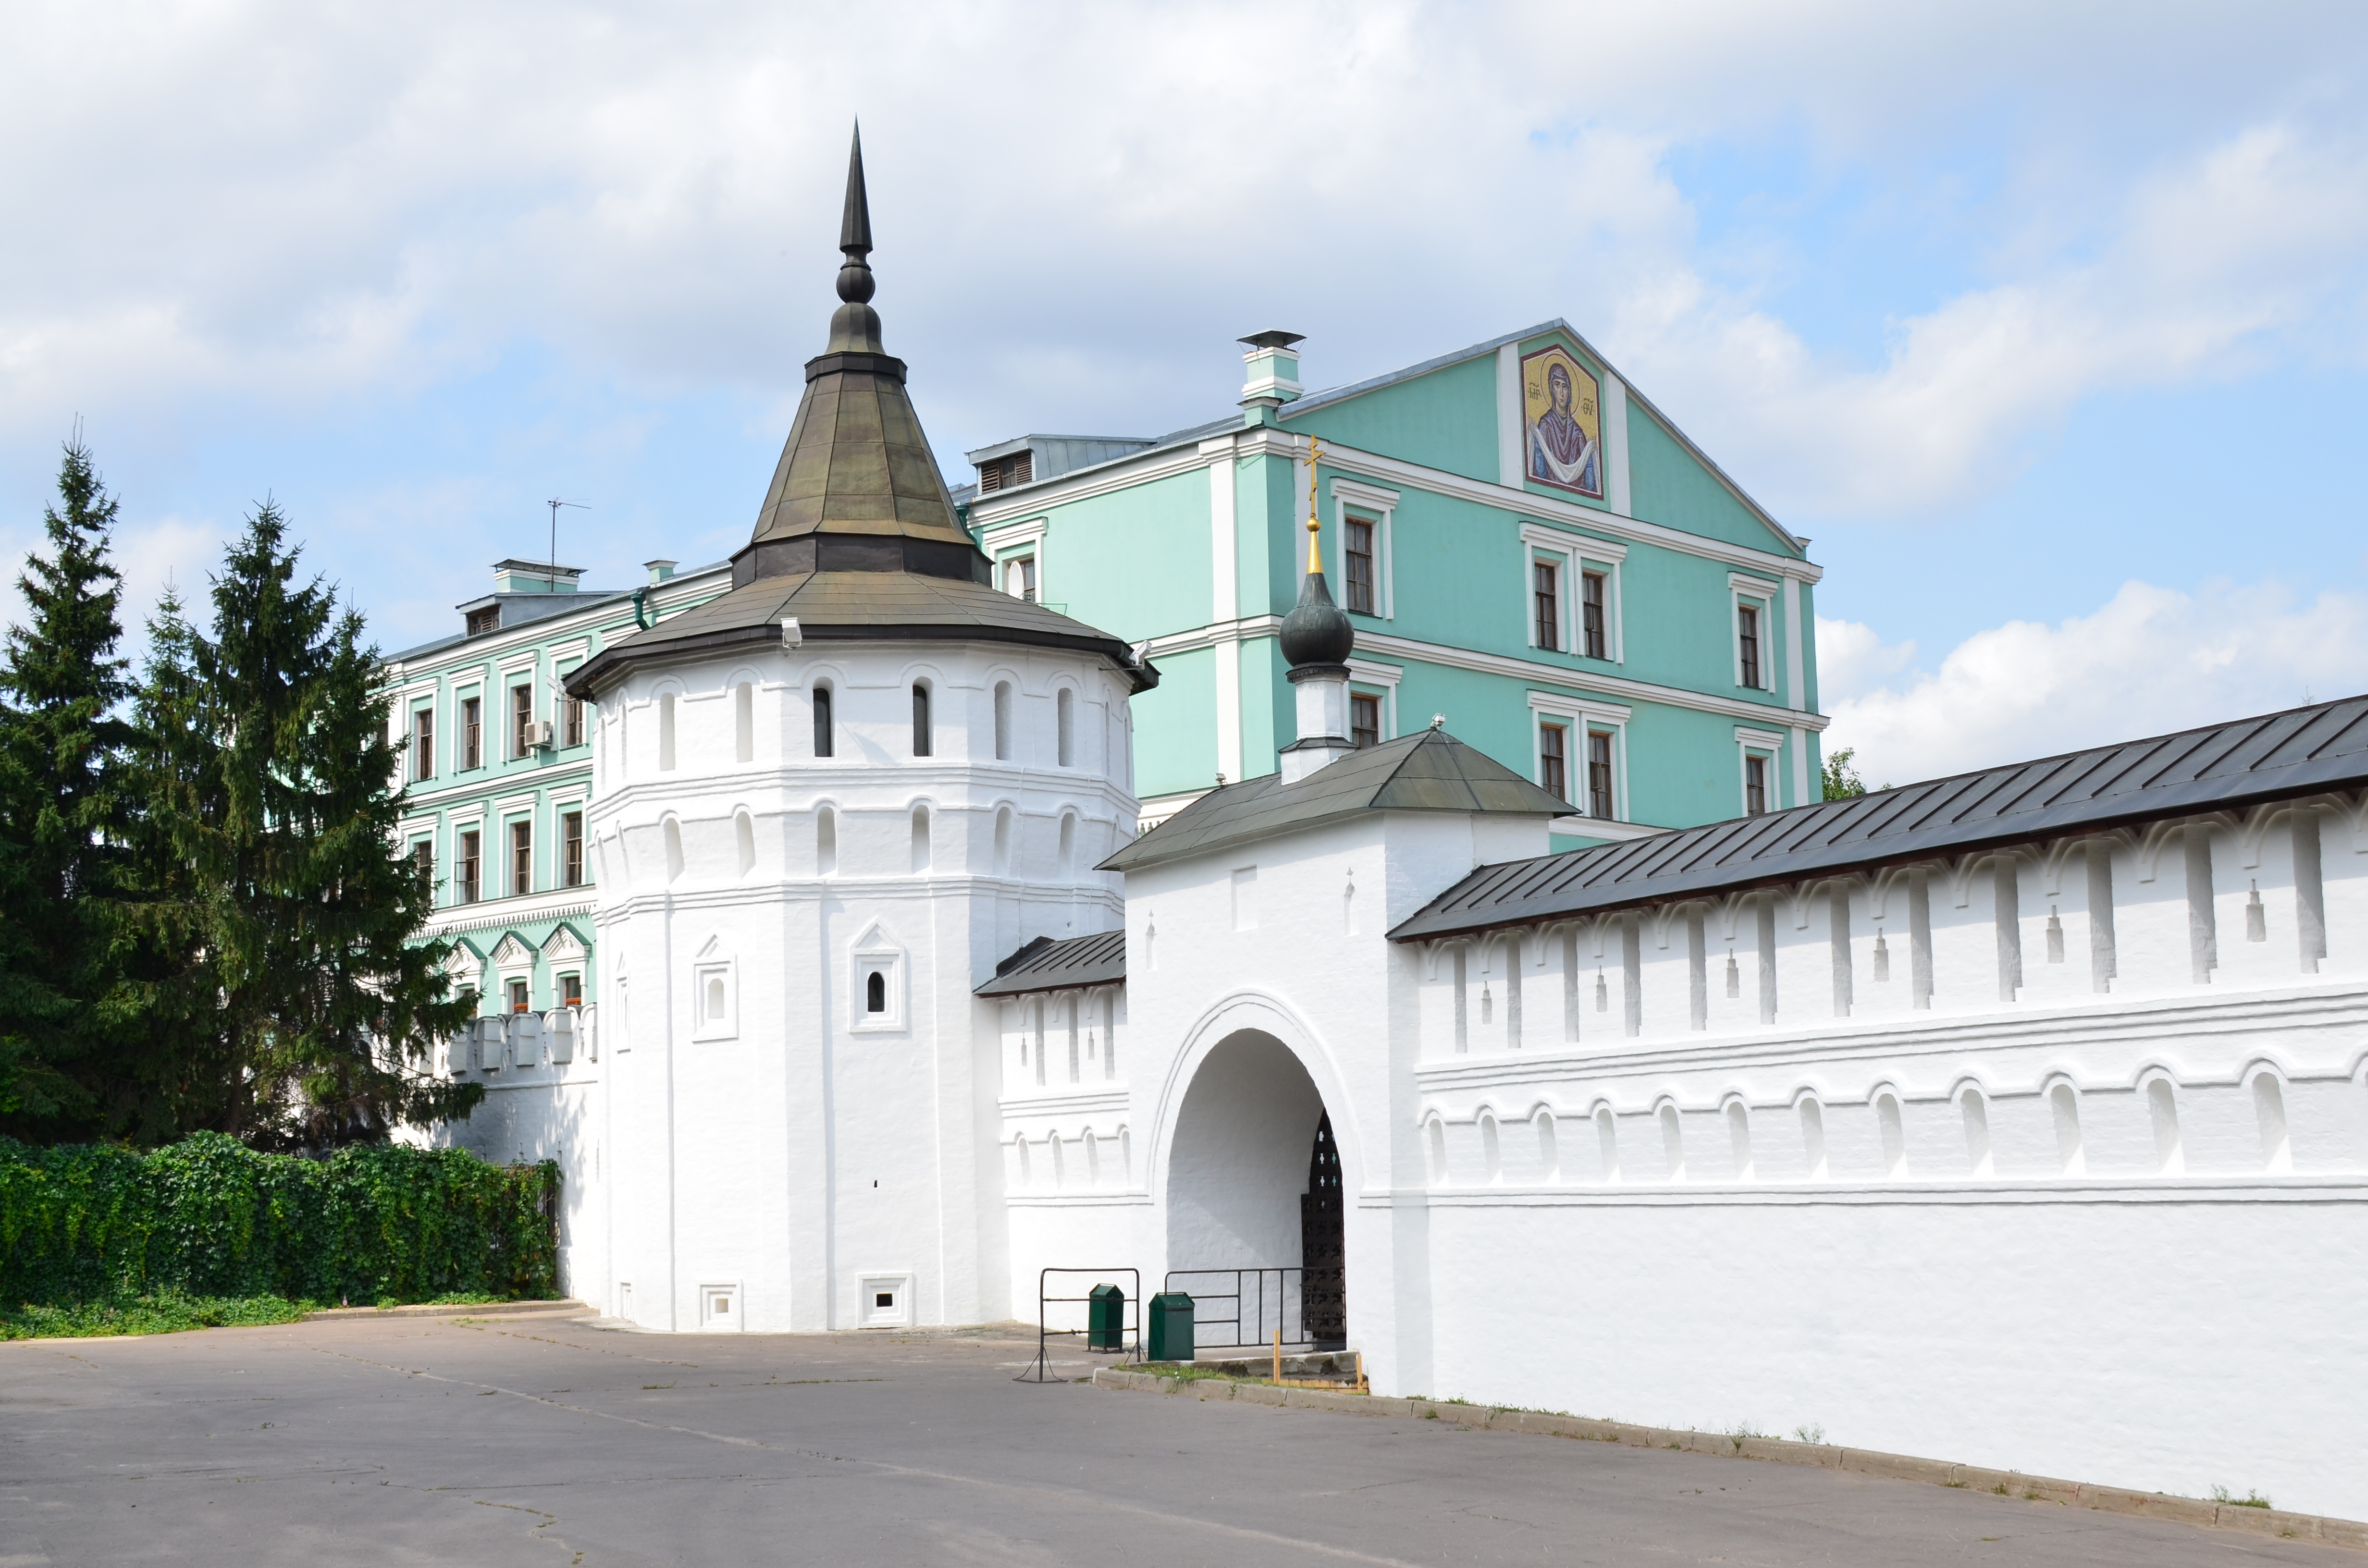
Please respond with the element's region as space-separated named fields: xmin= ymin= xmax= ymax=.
xmin=974 ymin=929 xmax=1127 ymax=997
xmin=1389 ymin=694 xmax=2368 ymax=943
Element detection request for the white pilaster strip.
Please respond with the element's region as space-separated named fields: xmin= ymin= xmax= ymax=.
xmin=1603 ymin=373 xmax=1632 ymax=516
xmin=1205 ymin=439 xmax=1243 ymax=783
xmin=1496 ymin=343 xmax=1523 ymax=488
xmin=1784 ymin=577 xmax=1806 ymax=711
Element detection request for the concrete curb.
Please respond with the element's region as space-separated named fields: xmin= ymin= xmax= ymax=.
xmin=1089 ymin=1368 xmax=2364 ymax=1550
xmin=303 ymin=1298 xmax=587 ymax=1322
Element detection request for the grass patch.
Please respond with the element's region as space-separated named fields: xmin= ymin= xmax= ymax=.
xmin=2210 ymin=1486 xmax=2273 ymax=1509
xmin=0 ymin=1291 xmax=314 ymax=1340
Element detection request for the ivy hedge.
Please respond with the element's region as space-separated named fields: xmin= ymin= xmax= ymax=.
xmin=0 ymin=1132 xmax=559 ymax=1311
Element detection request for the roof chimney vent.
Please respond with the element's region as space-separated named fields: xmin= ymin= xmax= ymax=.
xmin=1239 ymin=331 xmax=1306 ymax=420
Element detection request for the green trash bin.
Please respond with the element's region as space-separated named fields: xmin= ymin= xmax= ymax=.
xmin=1147 ymin=1292 xmax=1194 ymax=1364
xmin=1086 ymin=1283 xmax=1125 ymax=1351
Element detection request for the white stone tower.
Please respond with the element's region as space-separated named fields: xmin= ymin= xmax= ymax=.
xmin=562 ymin=126 xmax=1157 ymax=1332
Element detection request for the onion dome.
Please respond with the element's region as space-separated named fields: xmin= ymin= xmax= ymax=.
xmin=1279 ymin=454 xmax=1355 ymax=671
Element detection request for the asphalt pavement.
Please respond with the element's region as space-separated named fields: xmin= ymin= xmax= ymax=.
xmin=0 ymin=1307 xmax=2348 ymax=1566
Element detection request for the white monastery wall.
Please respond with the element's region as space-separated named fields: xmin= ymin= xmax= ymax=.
xmin=1401 ymin=801 xmax=2368 ymax=1517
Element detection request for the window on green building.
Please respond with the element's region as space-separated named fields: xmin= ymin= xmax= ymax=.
xmin=1344 ymin=519 xmax=1375 ymax=615
xmin=1581 ymin=571 xmax=1607 ymax=660
xmin=411 ymin=707 xmax=435 ymax=782
xmin=563 ymin=811 xmax=584 ymax=888
xmin=1534 ymin=560 xmax=1561 ymax=652
xmin=1738 ymin=603 xmax=1764 ymax=689
xmin=1539 ymin=722 xmax=1568 ymax=802
xmin=457 ymin=830 xmax=481 ymax=904
xmin=1587 ymin=731 xmax=1616 ymax=819
xmin=510 ymin=820 xmax=532 ymax=897
xmin=1351 ymin=693 xmax=1381 ymax=750
xmin=461 ymin=695 xmax=482 ymax=769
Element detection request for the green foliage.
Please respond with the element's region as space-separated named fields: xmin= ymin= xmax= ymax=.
xmin=0 ymin=438 xmax=150 ymax=1141
xmin=136 ymin=501 xmax=478 ymax=1148
xmin=1821 ymin=747 xmax=1868 ymax=801
xmin=0 ymin=1290 xmax=312 ymax=1342
xmin=0 ymin=1132 xmax=557 ymax=1313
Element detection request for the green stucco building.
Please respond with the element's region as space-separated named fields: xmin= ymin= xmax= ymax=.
xmin=957 ymin=323 xmax=1827 ymax=846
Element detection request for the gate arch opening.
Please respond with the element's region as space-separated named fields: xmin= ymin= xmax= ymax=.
xmin=1164 ymin=1029 xmax=1345 ymax=1350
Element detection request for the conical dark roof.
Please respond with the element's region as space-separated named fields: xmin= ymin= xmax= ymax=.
xmin=564 ymin=125 xmax=1157 ymax=701
xmin=740 ymin=122 xmax=983 ymax=581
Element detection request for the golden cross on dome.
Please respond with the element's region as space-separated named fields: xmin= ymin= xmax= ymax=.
xmin=1306 ymin=437 xmax=1325 ymax=575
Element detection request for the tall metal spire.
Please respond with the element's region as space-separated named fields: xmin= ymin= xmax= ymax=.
xmin=826 ymin=121 xmax=884 ymax=354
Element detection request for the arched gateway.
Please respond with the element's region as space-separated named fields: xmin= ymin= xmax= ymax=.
xmin=1164 ymin=1029 xmax=1347 ymax=1352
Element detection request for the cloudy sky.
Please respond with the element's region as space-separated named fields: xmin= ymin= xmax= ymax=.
xmin=5 ymin=1 xmax=2367 ymax=786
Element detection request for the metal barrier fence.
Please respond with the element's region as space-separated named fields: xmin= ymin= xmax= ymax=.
xmin=1162 ymin=1267 xmax=1316 ymax=1352
xmin=1014 ymin=1267 xmax=1141 ymax=1384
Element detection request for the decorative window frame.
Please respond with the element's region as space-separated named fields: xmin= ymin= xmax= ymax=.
xmin=453 ymin=682 xmax=486 ymax=769
xmin=543 ymin=924 xmax=589 ymax=1017
xmin=858 ymin=1271 xmax=915 ymax=1328
xmin=850 ymin=920 xmax=909 ymax=1034
xmin=1528 ymin=691 xmax=1631 ymax=821
xmin=499 ymin=650 xmax=542 ymax=761
xmin=1344 ymin=657 xmax=1402 ymax=745
xmin=1330 ymin=477 xmax=1399 ymax=620
xmin=691 ymin=936 xmax=737 ymax=1041
xmin=982 ymin=517 xmax=1048 ymax=602
xmin=497 ymin=800 xmax=536 ymax=898
xmin=1736 ymin=726 xmax=1787 ymax=815
xmin=490 ymin=931 xmax=538 ymax=1015
xmin=697 ymin=1280 xmax=743 ymax=1332
xmin=1520 ymin=523 xmax=1625 ymax=662
xmin=1729 ymin=572 xmax=1780 ymax=693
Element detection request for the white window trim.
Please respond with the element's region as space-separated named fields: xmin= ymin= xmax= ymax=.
xmin=1527 ymin=691 xmax=1631 ymax=820
xmin=982 ymin=518 xmax=1048 ymax=601
xmin=691 ymin=947 xmax=738 ymax=1042
xmin=1736 ymin=725 xmax=1787 ymax=815
xmin=858 ymin=1271 xmax=915 ymax=1328
xmin=492 ymin=932 xmax=537 ymax=1014
xmin=1331 ymin=477 xmax=1399 ymax=620
xmin=1344 ymin=657 xmax=1402 ymax=744
xmin=851 ymin=927 xmax=908 ymax=1034
xmin=1520 ymin=523 xmax=1626 ymax=662
xmin=698 ymin=1280 xmax=743 ymax=1332
xmin=1729 ymin=572 xmax=1779 ymax=693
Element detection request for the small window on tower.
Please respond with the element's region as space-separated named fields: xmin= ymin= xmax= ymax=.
xmin=866 ymin=971 xmax=887 ymax=1013
xmin=1350 ymin=693 xmax=1381 ymax=750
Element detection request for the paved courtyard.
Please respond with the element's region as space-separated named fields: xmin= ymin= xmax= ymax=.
xmin=0 ymin=1307 xmax=2349 ymax=1567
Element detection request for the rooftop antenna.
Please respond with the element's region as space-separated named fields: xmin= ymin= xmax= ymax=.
xmin=545 ymin=498 xmax=588 ymax=589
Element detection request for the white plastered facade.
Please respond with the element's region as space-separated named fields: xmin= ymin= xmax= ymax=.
xmin=435 ymin=646 xmax=2368 ymax=1518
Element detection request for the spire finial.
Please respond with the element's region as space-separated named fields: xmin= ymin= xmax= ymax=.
xmin=824 ymin=120 xmax=885 ymax=353
xmin=836 ymin=121 xmax=875 ymax=306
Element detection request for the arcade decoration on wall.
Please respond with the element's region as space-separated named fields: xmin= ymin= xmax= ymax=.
xmin=1521 ymin=344 xmax=1604 ymax=499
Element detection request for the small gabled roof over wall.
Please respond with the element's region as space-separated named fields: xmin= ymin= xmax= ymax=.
xmin=974 ymin=930 xmax=1128 ymax=997
xmin=1101 ymin=728 xmax=1571 ymax=874
xmin=1390 ymin=694 xmax=2368 ymax=943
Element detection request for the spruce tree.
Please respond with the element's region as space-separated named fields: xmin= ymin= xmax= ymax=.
xmin=145 ymin=501 xmax=478 ymax=1148
xmin=0 ymin=438 xmax=138 ymax=1140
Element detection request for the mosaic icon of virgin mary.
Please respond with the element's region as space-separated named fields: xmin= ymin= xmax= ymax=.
xmin=1521 ymin=346 xmax=1603 ymax=498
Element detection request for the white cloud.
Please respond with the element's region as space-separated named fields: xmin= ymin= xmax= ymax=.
xmin=1817 ymin=579 xmax=2368 ymax=785
xmin=3 ymin=0 xmax=2368 ymax=522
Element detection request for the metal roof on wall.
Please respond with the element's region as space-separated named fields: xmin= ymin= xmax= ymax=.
xmin=1100 ymin=728 xmax=1572 ymax=875
xmin=1390 ymin=694 xmax=2368 ymax=943
xmin=974 ymin=930 xmax=1128 ymax=997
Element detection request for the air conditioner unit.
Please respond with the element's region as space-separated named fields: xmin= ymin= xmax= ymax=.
xmin=525 ymin=720 xmax=556 ymax=748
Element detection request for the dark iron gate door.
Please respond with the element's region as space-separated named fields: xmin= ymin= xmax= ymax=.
xmin=1300 ymin=1112 xmax=1346 ymax=1348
